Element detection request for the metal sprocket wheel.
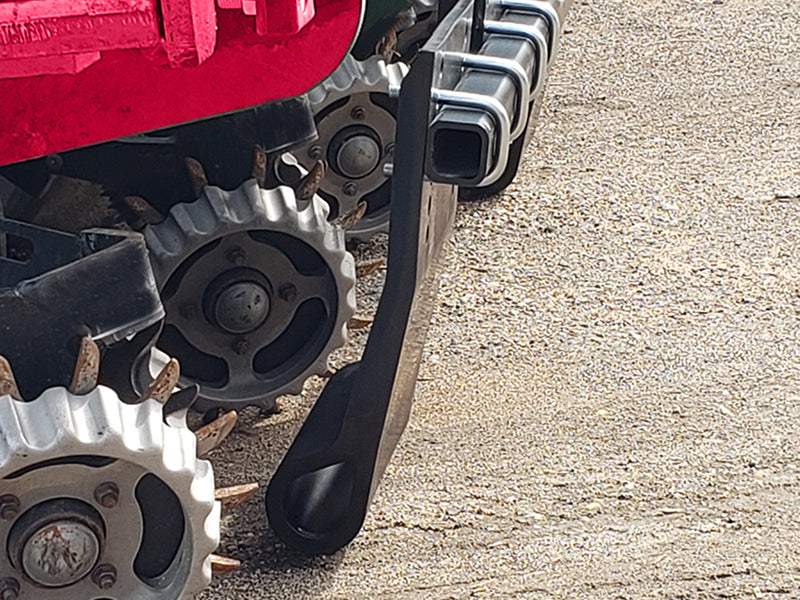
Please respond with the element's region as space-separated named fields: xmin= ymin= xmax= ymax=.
xmin=145 ymin=178 xmax=356 ymax=412
xmin=289 ymin=55 xmax=409 ymax=243
xmin=0 ymin=386 xmax=219 ymax=600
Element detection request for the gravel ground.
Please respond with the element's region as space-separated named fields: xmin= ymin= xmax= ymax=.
xmin=201 ymin=0 xmax=800 ymax=598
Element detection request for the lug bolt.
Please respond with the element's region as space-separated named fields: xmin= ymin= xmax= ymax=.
xmin=350 ymin=106 xmax=366 ymax=121
xmin=1 ymin=578 xmax=19 ymax=600
xmin=384 ymin=142 xmax=395 ymax=155
xmin=308 ymin=145 xmax=322 ymax=159
xmin=0 ymin=495 xmax=20 ymax=521
xmin=92 ymin=564 xmax=117 ymax=590
xmin=232 ymin=339 xmax=249 ymax=355
xmin=94 ymin=482 xmax=120 ymax=508
xmin=342 ymin=182 xmax=357 ymax=196
xmin=278 ymin=283 xmax=297 ymax=302
xmin=179 ymin=303 xmax=199 ymax=320
xmin=226 ymin=247 xmax=246 ymax=266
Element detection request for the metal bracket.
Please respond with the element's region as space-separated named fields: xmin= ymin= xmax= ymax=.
xmin=431 ymin=89 xmax=512 ymax=186
xmin=483 ymin=20 xmax=549 ymax=97
xmin=493 ymin=0 xmax=561 ymax=61
xmin=441 ymin=51 xmax=531 ymax=139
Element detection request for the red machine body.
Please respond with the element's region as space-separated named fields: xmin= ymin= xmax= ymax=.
xmin=0 ymin=0 xmax=361 ymax=165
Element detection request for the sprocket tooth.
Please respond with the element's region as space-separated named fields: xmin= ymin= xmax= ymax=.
xmin=348 ymin=315 xmax=374 ymax=330
xmin=294 ymin=160 xmax=326 ymax=202
xmin=68 ymin=336 xmax=100 ymax=395
xmin=124 ymin=195 xmax=164 ymax=226
xmin=210 ymin=554 xmax=240 ymax=577
xmin=356 ymin=257 xmax=385 ymax=278
xmin=376 ymin=25 xmax=398 ymax=63
xmin=339 ymin=200 xmax=368 ymax=231
xmin=185 ymin=157 xmax=209 ymax=197
xmin=251 ymin=145 xmax=268 ymax=188
xmin=215 ymin=483 xmax=259 ymax=511
xmin=0 ymin=356 xmax=21 ymax=400
xmin=140 ymin=358 xmax=180 ymax=404
xmin=196 ymin=410 xmax=238 ymax=457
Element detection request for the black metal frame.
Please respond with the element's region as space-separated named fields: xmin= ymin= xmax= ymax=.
xmin=0 ymin=226 xmax=163 ymax=400
xmin=264 ymin=0 xmax=484 ymax=555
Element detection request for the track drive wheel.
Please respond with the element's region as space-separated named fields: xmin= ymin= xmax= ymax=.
xmin=145 ymin=169 xmax=356 ymax=413
xmin=0 ymin=353 xmax=220 ymax=600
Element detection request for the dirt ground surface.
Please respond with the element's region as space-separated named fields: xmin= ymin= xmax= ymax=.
xmin=200 ymin=0 xmax=800 ymax=598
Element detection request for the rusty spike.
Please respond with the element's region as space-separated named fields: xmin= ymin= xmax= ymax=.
xmin=251 ymin=145 xmax=268 ymax=188
xmin=0 ymin=356 xmax=21 ymax=400
xmin=185 ymin=157 xmax=209 ymax=197
xmin=196 ymin=411 xmax=238 ymax=458
xmin=69 ymin=336 xmax=100 ymax=395
xmin=124 ymin=195 xmax=164 ymax=225
xmin=356 ymin=257 xmax=385 ymax=278
xmin=376 ymin=26 xmax=398 ymax=63
xmin=348 ymin=315 xmax=374 ymax=330
xmin=340 ymin=200 xmax=368 ymax=231
xmin=210 ymin=554 xmax=240 ymax=577
xmin=215 ymin=483 xmax=259 ymax=511
xmin=140 ymin=359 xmax=180 ymax=404
xmin=295 ymin=160 xmax=325 ymax=202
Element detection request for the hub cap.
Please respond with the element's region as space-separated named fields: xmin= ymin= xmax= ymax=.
xmin=335 ymin=135 xmax=382 ymax=179
xmin=211 ymin=280 xmax=270 ymax=334
xmin=20 ymin=518 xmax=101 ymax=587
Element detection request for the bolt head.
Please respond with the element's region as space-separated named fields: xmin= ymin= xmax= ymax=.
xmin=94 ymin=482 xmax=119 ymax=508
xmin=92 ymin=564 xmax=117 ymax=590
xmin=350 ymin=106 xmax=366 ymax=121
xmin=342 ymin=182 xmax=357 ymax=196
xmin=1 ymin=578 xmax=19 ymax=600
xmin=226 ymin=247 xmax=246 ymax=266
xmin=179 ymin=303 xmax=199 ymax=320
xmin=308 ymin=145 xmax=322 ymax=159
xmin=278 ymin=283 xmax=297 ymax=302
xmin=232 ymin=339 xmax=249 ymax=355
xmin=0 ymin=495 xmax=20 ymax=521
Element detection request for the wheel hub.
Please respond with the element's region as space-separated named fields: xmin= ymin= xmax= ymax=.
xmin=289 ymin=55 xmax=409 ymax=242
xmin=0 ymin=387 xmax=220 ymax=600
xmin=145 ymin=179 xmax=356 ymax=412
xmin=10 ymin=500 xmax=104 ymax=588
xmin=333 ymin=133 xmax=382 ymax=179
xmin=208 ymin=278 xmax=271 ymax=335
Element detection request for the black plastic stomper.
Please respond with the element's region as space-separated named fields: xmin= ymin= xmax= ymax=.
xmin=266 ymin=50 xmax=459 ymax=554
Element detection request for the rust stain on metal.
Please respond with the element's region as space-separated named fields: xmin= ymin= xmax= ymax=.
xmin=195 ymin=410 xmax=238 ymax=457
xmin=69 ymin=336 xmax=100 ymax=395
xmin=0 ymin=355 xmax=21 ymax=400
xmin=355 ymin=257 xmax=385 ymax=278
xmin=214 ymin=482 xmax=259 ymax=511
xmin=141 ymin=358 xmax=180 ymax=404
xmin=348 ymin=315 xmax=374 ymax=330
xmin=210 ymin=554 xmax=240 ymax=577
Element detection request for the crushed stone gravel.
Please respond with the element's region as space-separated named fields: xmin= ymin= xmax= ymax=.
xmin=200 ymin=1 xmax=800 ymax=598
